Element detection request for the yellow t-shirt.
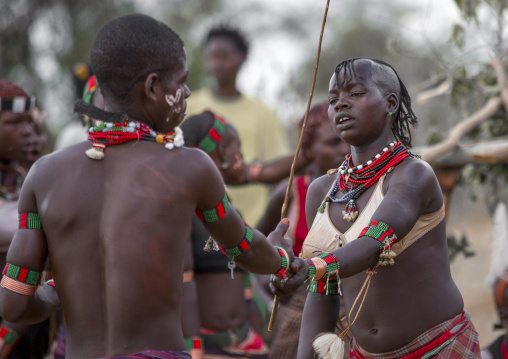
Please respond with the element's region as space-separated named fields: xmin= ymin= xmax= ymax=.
xmin=185 ymin=88 xmax=290 ymax=225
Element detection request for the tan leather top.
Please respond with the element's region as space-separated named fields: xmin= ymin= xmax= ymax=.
xmin=301 ymin=175 xmax=445 ymax=259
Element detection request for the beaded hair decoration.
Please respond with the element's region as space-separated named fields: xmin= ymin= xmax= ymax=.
xmin=197 ymin=110 xmax=227 ymax=154
xmin=86 ymin=120 xmax=184 ymax=160
xmin=322 ymin=141 xmax=415 ymax=222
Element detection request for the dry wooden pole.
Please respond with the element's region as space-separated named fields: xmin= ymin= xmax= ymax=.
xmin=268 ymin=0 xmax=330 ymax=332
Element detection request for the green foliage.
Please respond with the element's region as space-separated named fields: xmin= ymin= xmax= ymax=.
xmin=453 ymin=0 xmax=481 ymax=21
xmin=460 ymin=163 xmax=508 ymax=200
xmin=481 ymin=116 xmax=508 ymax=137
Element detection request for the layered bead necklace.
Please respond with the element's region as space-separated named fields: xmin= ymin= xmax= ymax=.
xmin=86 ymin=120 xmax=184 ymax=160
xmin=323 ymin=142 xmax=414 ymax=222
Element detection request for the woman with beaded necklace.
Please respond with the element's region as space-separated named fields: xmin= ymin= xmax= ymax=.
xmin=271 ymin=58 xmax=481 ymax=359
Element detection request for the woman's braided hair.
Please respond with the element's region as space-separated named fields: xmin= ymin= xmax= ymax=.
xmin=334 ymin=58 xmax=417 ymax=148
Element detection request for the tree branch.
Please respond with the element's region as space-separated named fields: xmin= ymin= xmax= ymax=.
xmin=421 ymin=96 xmax=502 ymax=164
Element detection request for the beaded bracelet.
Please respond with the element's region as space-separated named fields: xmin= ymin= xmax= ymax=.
xmin=359 ymin=220 xmax=397 ymax=266
xmin=219 ymin=223 xmax=254 ymax=279
xmin=18 ymin=212 xmax=42 ymax=229
xmin=274 ymin=246 xmax=290 ymax=281
xmin=308 ymin=276 xmax=341 ymax=295
xmin=185 ymin=336 xmax=203 ymax=352
xmin=0 ymin=325 xmax=20 ymax=347
xmin=306 ymin=252 xmax=340 ymax=281
xmin=195 ymin=194 xmax=230 ymax=223
xmin=246 ymin=163 xmax=262 ymax=183
xmin=197 ymin=110 xmax=227 ymax=154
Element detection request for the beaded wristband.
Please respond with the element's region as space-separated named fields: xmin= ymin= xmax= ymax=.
xmin=306 ymin=252 xmax=340 ymax=281
xmin=274 ymin=246 xmax=290 ymax=281
xmin=196 ymin=194 xmax=230 ymax=223
xmin=359 ymin=220 xmax=397 ymax=266
xmin=3 ymin=263 xmax=42 ymax=286
xmin=0 ymin=325 xmax=20 ymax=346
xmin=308 ymin=277 xmax=341 ymax=295
xmin=197 ymin=110 xmax=227 ymax=154
xmin=246 ymin=163 xmax=262 ymax=183
xmin=18 ymin=212 xmax=42 ymax=229
xmin=185 ymin=336 xmax=203 ymax=351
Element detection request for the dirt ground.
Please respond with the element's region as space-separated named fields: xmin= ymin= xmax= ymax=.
xmin=446 ymin=185 xmax=501 ymax=349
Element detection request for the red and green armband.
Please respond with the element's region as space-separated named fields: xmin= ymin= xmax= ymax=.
xmin=0 ymin=324 xmax=20 ymax=348
xmin=18 ymin=212 xmax=42 ymax=229
xmin=185 ymin=336 xmax=203 ymax=352
xmin=197 ymin=110 xmax=227 ymax=154
xmin=359 ymin=220 xmax=397 ymax=266
xmin=1 ymin=263 xmax=43 ymax=296
xmin=308 ymin=275 xmax=341 ymax=295
xmin=195 ymin=194 xmax=230 ymax=223
xmin=218 ymin=223 xmax=254 ymax=279
xmin=305 ymin=252 xmax=340 ymax=281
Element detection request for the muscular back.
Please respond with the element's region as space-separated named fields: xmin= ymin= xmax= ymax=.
xmin=25 ymin=141 xmax=218 ymax=357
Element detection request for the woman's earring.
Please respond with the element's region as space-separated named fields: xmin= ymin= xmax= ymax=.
xmin=221 ymin=158 xmax=230 ymax=169
xmin=388 ymin=111 xmax=393 ymax=116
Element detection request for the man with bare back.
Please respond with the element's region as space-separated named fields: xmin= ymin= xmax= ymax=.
xmin=0 ymin=14 xmax=295 ymax=359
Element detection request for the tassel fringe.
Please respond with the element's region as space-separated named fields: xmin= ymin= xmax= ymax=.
xmin=313 ymin=332 xmax=345 ymax=359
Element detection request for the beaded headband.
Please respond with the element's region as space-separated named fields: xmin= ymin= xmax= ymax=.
xmin=0 ymin=96 xmax=36 ymax=113
xmin=197 ymin=110 xmax=227 ymax=154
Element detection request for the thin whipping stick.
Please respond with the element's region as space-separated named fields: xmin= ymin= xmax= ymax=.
xmin=268 ymin=0 xmax=331 ymax=332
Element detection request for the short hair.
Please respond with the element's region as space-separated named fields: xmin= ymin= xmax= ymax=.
xmin=205 ymin=25 xmax=249 ymax=57
xmin=300 ymin=102 xmax=330 ymax=153
xmin=90 ymin=14 xmax=184 ymax=103
xmin=333 ymin=58 xmax=418 ymax=148
xmin=181 ymin=111 xmax=216 ymax=148
xmin=0 ymin=80 xmax=29 ymax=98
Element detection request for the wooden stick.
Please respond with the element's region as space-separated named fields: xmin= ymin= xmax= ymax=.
xmin=268 ymin=0 xmax=330 ymax=332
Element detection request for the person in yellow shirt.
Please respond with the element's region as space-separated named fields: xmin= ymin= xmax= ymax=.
xmin=186 ymin=25 xmax=290 ymax=225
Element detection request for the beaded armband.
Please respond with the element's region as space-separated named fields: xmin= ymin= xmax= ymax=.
xmin=274 ymin=246 xmax=290 ymax=281
xmin=185 ymin=336 xmax=203 ymax=352
xmin=0 ymin=325 xmax=20 ymax=347
xmin=198 ymin=110 xmax=227 ymax=154
xmin=219 ymin=223 xmax=254 ymax=279
xmin=18 ymin=212 xmax=42 ymax=229
xmin=1 ymin=263 xmax=42 ymax=296
xmin=308 ymin=276 xmax=341 ymax=295
xmin=306 ymin=252 xmax=340 ymax=281
xmin=359 ymin=220 xmax=397 ymax=266
xmin=196 ymin=194 xmax=230 ymax=223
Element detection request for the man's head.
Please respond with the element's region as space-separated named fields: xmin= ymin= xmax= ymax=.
xmin=90 ymin=14 xmax=185 ymax=107
xmin=330 ymin=58 xmax=417 ymax=147
xmin=204 ymin=25 xmax=249 ymax=87
xmin=0 ymin=80 xmax=37 ymax=163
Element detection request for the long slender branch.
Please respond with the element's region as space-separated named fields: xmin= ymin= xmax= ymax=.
xmin=421 ymin=96 xmax=502 ymax=164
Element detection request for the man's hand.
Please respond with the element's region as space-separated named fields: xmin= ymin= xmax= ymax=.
xmin=270 ymin=257 xmax=308 ymax=296
xmin=267 ymin=219 xmax=294 ymax=264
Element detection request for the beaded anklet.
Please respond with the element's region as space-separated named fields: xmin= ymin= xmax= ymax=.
xmin=195 ymin=194 xmax=230 ymax=223
xmin=274 ymin=246 xmax=290 ymax=281
xmin=198 ymin=110 xmax=227 ymax=154
xmin=359 ymin=220 xmax=397 ymax=266
xmin=18 ymin=212 xmax=42 ymax=229
xmin=0 ymin=325 xmax=20 ymax=347
xmin=218 ymin=224 xmax=254 ymax=279
xmin=185 ymin=336 xmax=203 ymax=352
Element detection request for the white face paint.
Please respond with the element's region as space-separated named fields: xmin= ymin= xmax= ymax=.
xmin=165 ymin=88 xmax=182 ymax=114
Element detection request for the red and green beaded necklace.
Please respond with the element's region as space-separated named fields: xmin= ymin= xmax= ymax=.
xmin=324 ymin=141 xmax=415 ymax=222
xmin=86 ymin=120 xmax=184 ymax=160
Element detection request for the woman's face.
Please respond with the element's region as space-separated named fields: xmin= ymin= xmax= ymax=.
xmin=0 ymin=110 xmax=36 ymax=163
